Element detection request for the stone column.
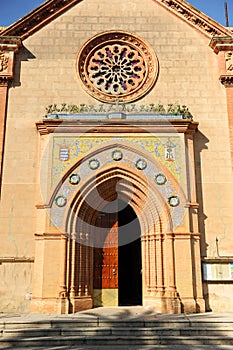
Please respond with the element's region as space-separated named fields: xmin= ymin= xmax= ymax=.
xmin=0 ymin=38 xmax=21 ymax=194
xmin=69 ymin=232 xmax=93 ymax=312
xmin=58 ymin=234 xmax=69 ymax=314
xmin=184 ymin=127 xmax=205 ymax=312
xmin=164 ymin=232 xmax=181 ymax=313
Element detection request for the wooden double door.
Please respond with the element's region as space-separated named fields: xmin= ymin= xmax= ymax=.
xmin=93 ymin=201 xmax=142 ymax=306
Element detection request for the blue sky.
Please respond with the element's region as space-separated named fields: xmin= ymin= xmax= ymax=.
xmin=0 ymin=0 xmax=233 ymax=27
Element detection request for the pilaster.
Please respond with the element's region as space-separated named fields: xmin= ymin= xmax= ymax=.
xmin=210 ymin=37 xmax=233 ymax=170
xmin=0 ymin=37 xmax=21 ymax=194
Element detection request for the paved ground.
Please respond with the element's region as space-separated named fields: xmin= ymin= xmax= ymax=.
xmin=0 ymin=306 xmax=233 ymax=322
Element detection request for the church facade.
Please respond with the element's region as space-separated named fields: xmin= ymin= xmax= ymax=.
xmin=0 ymin=0 xmax=233 ymax=314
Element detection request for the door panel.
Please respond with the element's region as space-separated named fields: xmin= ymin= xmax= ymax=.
xmin=94 ymin=212 xmax=118 ymax=290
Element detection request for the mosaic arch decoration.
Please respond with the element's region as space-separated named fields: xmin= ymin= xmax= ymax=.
xmin=49 ymin=144 xmax=187 ymax=231
xmin=76 ymin=31 xmax=159 ymax=103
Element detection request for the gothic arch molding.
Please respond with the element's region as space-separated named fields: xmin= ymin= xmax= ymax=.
xmin=60 ymin=163 xmax=182 ymax=313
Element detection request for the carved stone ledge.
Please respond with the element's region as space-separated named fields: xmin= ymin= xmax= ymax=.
xmin=0 ymin=36 xmax=21 ymax=52
xmin=156 ymin=0 xmax=233 ymax=38
xmin=36 ymin=118 xmax=198 ymax=135
xmin=209 ymin=36 xmax=233 ymax=54
xmin=220 ymin=74 xmax=233 ymax=87
xmin=185 ymin=202 xmax=199 ymax=209
xmin=0 ymin=257 xmax=34 ymax=264
xmin=0 ymin=0 xmax=231 ymax=41
xmin=35 ymin=204 xmax=51 ymax=209
xmin=1 ymin=0 xmax=83 ymax=40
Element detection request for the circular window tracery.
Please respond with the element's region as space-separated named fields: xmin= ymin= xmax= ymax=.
xmin=77 ymin=31 xmax=159 ymax=103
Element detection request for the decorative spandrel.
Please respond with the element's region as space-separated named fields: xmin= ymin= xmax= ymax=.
xmin=51 ymin=136 xmax=184 ymax=188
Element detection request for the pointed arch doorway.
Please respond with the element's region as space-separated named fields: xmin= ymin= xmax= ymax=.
xmin=64 ymin=166 xmax=183 ymax=314
xmin=93 ymin=199 xmax=142 ymax=307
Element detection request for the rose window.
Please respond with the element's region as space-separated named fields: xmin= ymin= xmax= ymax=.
xmin=88 ymin=44 xmax=146 ymax=96
xmin=77 ymin=31 xmax=159 ymax=103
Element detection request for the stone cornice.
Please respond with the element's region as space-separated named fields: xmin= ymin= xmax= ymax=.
xmin=36 ymin=119 xmax=198 ymax=135
xmin=156 ymin=0 xmax=233 ymax=38
xmin=0 ymin=36 xmax=21 ymax=52
xmin=0 ymin=0 xmax=231 ymax=41
xmin=209 ymin=36 xmax=233 ymax=54
xmin=0 ymin=0 xmax=83 ymax=40
xmin=0 ymin=257 xmax=34 ymax=263
xmin=219 ymin=74 xmax=233 ymax=87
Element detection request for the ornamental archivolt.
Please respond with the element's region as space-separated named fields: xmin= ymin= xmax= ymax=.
xmin=76 ymin=31 xmax=159 ymax=103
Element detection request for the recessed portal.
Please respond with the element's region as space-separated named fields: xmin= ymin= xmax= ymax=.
xmin=118 ymin=201 xmax=142 ymax=306
xmin=93 ymin=199 xmax=142 ymax=307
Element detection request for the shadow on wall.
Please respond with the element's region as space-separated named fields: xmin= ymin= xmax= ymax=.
xmin=194 ymin=130 xmax=210 ymax=311
xmin=11 ymin=46 xmax=36 ymax=88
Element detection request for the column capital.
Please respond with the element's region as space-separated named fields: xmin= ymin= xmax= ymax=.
xmin=220 ymin=74 xmax=233 ymax=87
xmin=209 ymin=36 xmax=233 ymax=54
xmin=209 ymin=37 xmax=233 ymax=87
xmin=0 ymin=36 xmax=21 ymax=82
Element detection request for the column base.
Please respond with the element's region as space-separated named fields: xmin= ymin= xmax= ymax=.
xmin=195 ymin=298 xmax=206 ymax=313
xmin=181 ymin=297 xmax=205 ymax=313
xmin=69 ymin=296 xmax=93 ymax=313
xmin=143 ymin=295 xmax=181 ymax=314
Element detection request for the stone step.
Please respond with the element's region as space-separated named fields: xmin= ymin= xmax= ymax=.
xmin=15 ymin=345 xmax=232 ymax=350
xmin=5 ymin=346 xmax=233 ymax=350
xmin=2 ymin=319 xmax=233 ymax=329
xmin=1 ymin=335 xmax=233 ymax=348
xmin=2 ymin=326 xmax=233 ymax=338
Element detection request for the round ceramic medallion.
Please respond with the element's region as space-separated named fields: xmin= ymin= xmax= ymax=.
xmin=77 ymin=31 xmax=159 ymax=103
xmin=168 ymin=195 xmax=180 ymax=207
xmin=155 ymin=173 xmax=167 ymax=185
xmin=112 ymin=150 xmax=123 ymax=161
xmin=55 ymin=196 xmax=67 ymax=207
xmin=136 ymin=158 xmax=147 ymax=170
xmin=89 ymin=159 xmax=100 ymax=170
xmin=69 ymin=173 xmax=80 ymax=185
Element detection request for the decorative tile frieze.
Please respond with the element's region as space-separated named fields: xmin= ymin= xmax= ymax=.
xmin=49 ymin=141 xmax=187 ymax=229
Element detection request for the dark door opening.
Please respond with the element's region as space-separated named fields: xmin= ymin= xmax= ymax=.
xmin=118 ymin=200 xmax=142 ymax=306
